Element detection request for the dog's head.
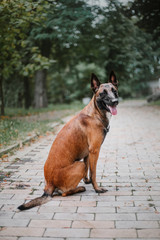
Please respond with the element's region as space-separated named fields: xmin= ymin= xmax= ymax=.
xmin=91 ymin=71 xmax=119 ymax=115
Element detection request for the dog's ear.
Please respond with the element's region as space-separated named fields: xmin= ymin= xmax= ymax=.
xmin=91 ymin=73 xmax=101 ymax=93
xmin=109 ymin=71 xmax=118 ymax=88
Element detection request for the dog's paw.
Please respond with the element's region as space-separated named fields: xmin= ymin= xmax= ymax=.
xmin=95 ymin=187 xmax=108 ymax=193
xmin=83 ymin=178 xmax=92 ymax=184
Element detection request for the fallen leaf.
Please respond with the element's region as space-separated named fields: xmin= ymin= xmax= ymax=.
xmin=155 ymin=211 xmax=159 ymax=214
xmin=1 ymin=154 xmax=8 ymax=159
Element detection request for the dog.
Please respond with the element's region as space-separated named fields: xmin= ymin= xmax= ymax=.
xmin=18 ymin=71 xmax=118 ymax=210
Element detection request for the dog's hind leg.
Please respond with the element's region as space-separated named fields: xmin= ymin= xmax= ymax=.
xmin=55 ymin=161 xmax=86 ymax=197
xmin=62 ymin=186 xmax=86 ymax=197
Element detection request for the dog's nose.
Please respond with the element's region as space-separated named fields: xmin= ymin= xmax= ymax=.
xmin=111 ymin=98 xmax=119 ymax=106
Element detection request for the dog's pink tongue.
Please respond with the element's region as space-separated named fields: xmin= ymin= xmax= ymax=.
xmin=109 ymin=106 xmax=117 ymax=115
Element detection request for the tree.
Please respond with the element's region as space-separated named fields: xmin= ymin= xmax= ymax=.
xmin=0 ymin=0 xmax=54 ymax=114
xmin=31 ymin=0 xmax=94 ymax=107
xmin=125 ymin=0 xmax=160 ymax=36
xmin=94 ymin=0 xmax=154 ymax=97
xmin=1 ymin=0 xmax=158 ymax=112
xmin=124 ymin=0 xmax=160 ymax=80
xmin=0 ymin=0 xmax=22 ymax=115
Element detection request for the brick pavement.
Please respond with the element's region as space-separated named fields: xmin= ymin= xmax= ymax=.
xmin=0 ymin=100 xmax=160 ymax=239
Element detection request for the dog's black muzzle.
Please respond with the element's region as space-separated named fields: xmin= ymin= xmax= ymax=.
xmin=110 ymin=98 xmax=119 ymax=107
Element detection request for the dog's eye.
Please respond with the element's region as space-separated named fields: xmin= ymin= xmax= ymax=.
xmin=112 ymin=88 xmax=118 ymax=98
xmin=112 ymin=88 xmax=117 ymax=94
xmin=100 ymin=90 xmax=107 ymax=97
xmin=99 ymin=92 xmax=104 ymax=97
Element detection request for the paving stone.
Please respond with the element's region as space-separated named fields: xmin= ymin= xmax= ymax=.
xmin=137 ymin=213 xmax=160 ymax=220
xmin=0 ymin=227 xmax=44 ymax=237
xmin=151 ymin=196 xmax=160 ymax=200
xmin=1 ymin=204 xmax=36 ymax=212
xmin=11 ymin=194 xmax=31 ymax=200
xmin=52 ymin=195 xmax=81 ymax=201
xmin=19 ymin=238 xmax=64 ymax=240
xmin=72 ymin=220 xmax=114 ymax=229
xmin=13 ymin=211 xmax=54 ymax=219
xmin=38 ymin=206 xmax=77 ymax=213
xmin=91 ymin=229 xmax=137 ymax=238
xmin=0 ymin=193 xmax=14 ymax=199
xmin=0 ymin=238 xmax=18 ymax=240
xmin=29 ymin=219 xmax=71 ymax=228
xmin=138 ymin=229 xmax=160 ymax=238
xmin=116 ymin=196 xmax=152 ymax=201
xmin=97 ymin=201 xmax=134 ymax=207
xmin=95 ymin=213 xmax=136 ymax=221
xmin=54 ymin=213 xmax=94 ymax=221
xmin=116 ymin=239 xmax=158 ymax=240
xmin=0 ymin=199 xmax=25 ymax=205
xmin=117 ymin=206 xmax=155 ymax=213
xmin=77 ymin=206 xmax=115 ymax=213
xmin=116 ymin=221 xmax=159 ymax=229
xmin=67 ymin=239 xmax=113 ymax=240
xmin=60 ymin=200 xmax=96 ymax=207
xmin=81 ymin=195 xmax=115 ymax=201
xmin=0 ymin=212 xmax=14 ymax=219
xmin=99 ymin=191 xmax=132 ymax=196
xmin=135 ymin=201 xmax=160 ymax=207
xmin=41 ymin=200 xmax=60 ymax=206
xmin=0 ymin=219 xmax=29 ymax=227
xmin=44 ymin=228 xmax=90 ymax=238
xmin=133 ymin=191 xmax=160 ymax=196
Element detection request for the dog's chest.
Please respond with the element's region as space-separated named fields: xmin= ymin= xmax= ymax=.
xmin=106 ymin=111 xmax=112 ymax=121
xmin=102 ymin=112 xmax=111 ymax=142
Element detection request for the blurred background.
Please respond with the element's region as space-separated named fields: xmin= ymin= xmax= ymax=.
xmin=0 ymin=0 xmax=160 ymax=114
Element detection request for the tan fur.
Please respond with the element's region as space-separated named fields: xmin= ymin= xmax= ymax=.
xmin=18 ymin=75 xmax=118 ymax=211
xmin=44 ymin=95 xmax=109 ymax=195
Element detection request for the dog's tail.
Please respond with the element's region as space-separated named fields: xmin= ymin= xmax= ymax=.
xmin=17 ymin=192 xmax=51 ymax=211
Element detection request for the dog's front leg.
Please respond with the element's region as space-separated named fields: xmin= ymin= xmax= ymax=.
xmin=83 ymin=156 xmax=92 ymax=184
xmin=89 ymin=148 xmax=107 ymax=193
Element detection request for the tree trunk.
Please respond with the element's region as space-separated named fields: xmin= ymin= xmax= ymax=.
xmin=0 ymin=76 xmax=5 ymax=116
xmin=24 ymin=77 xmax=31 ymax=109
xmin=34 ymin=69 xmax=48 ymax=108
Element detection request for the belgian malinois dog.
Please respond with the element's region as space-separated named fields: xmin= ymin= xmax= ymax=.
xmin=18 ymin=71 xmax=118 ymax=211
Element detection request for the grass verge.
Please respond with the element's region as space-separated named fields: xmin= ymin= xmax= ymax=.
xmin=0 ymin=101 xmax=85 ymax=149
xmin=148 ymin=100 xmax=160 ymax=106
xmin=0 ymin=118 xmax=56 ymax=149
xmin=4 ymin=101 xmax=85 ymax=117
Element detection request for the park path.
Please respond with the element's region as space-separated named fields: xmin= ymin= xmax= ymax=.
xmin=0 ymin=100 xmax=160 ymax=240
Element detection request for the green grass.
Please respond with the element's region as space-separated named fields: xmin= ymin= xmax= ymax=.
xmin=148 ymin=100 xmax=160 ymax=106
xmin=5 ymin=101 xmax=85 ymax=117
xmin=0 ymin=118 xmax=53 ymax=148
xmin=0 ymin=101 xmax=85 ymax=149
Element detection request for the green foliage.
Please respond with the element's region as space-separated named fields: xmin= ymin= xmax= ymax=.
xmin=48 ymin=63 xmax=105 ymax=103
xmin=124 ymin=0 xmax=160 ymax=81
xmin=98 ymin=1 xmax=154 ymax=97
xmin=125 ymin=0 xmax=160 ymax=35
xmin=1 ymin=0 xmax=159 ymax=113
xmin=0 ymin=0 xmax=50 ymax=78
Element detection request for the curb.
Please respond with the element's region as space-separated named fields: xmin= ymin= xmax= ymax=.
xmin=0 ymin=134 xmax=38 ymax=157
xmin=0 ymin=122 xmax=60 ymax=157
